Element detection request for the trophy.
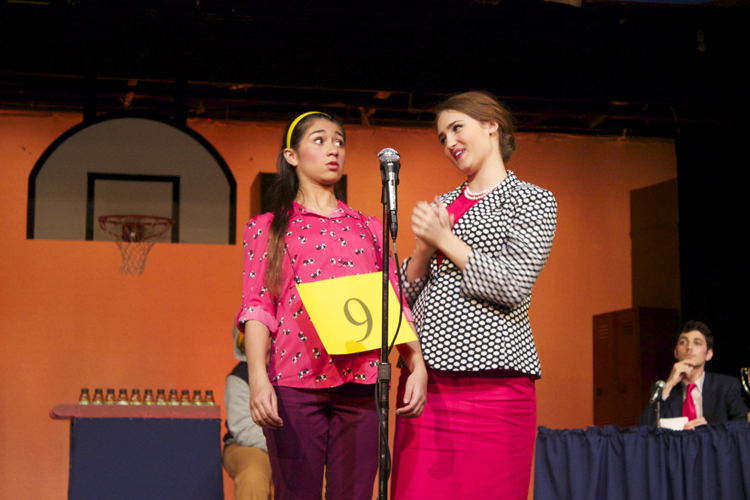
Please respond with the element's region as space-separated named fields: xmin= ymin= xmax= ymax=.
xmin=742 ymin=367 xmax=750 ymax=396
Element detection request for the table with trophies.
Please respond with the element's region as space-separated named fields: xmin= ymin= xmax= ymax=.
xmin=50 ymin=389 xmax=224 ymax=500
xmin=534 ymin=369 xmax=750 ymax=500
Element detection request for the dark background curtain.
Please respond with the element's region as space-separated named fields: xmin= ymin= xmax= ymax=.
xmin=677 ymin=126 xmax=750 ymax=385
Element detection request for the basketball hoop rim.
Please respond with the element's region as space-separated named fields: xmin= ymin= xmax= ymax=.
xmin=97 ymin=215 xmax=175 ymax=274
xmin=98 ymin=214 xmax=175 ymax=243
xmin=98 ymin=214 xmax=175 ymax=225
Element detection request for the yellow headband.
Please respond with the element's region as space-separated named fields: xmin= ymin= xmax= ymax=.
xmin=286 ymin=111 xmax=328 ymax=149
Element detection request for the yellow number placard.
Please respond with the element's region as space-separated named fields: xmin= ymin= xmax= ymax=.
xmin=296 ymin=272 xmax=417 ymax=355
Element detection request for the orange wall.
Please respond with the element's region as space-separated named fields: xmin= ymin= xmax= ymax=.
xmin=0 ymin=113 xmax=677 ymax=499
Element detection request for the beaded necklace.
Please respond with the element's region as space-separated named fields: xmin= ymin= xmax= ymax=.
xmin=464 ymin=181 xmax=503 ymax=200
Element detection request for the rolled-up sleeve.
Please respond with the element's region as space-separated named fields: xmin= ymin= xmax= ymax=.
xmin=236 ymin=214 xmax=279 ymax=333
xmin=461 ymin=188 xmax=557 ymax=308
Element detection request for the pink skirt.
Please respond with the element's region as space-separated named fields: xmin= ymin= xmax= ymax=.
xmin=391 ymin=368 xmax=536 ymax=500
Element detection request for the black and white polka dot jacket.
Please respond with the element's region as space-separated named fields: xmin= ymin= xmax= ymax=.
xmin=400 ymin=171 xmax=557 ymax=377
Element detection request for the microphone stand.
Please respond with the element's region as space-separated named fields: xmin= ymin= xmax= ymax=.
xmin=656 ymin=399 xmax=661 ymax=428
xmin=377 ymin=189 xmax=392 ymax=500
xmin=651 ymin=382 xmax=664 ymax=428
xmin=376 ymin=147 xmax=400 ymax=500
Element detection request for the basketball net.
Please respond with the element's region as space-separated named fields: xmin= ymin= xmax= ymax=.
xmin=98 ymin=215 xmax=174 ymax=275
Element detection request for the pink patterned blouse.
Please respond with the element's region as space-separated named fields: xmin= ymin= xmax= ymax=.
xmin=236 ymin=200 xmax=409 ymax=389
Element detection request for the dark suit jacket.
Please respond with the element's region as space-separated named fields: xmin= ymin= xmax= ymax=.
xmin=639 ymin=372 xmax=749 ymax=427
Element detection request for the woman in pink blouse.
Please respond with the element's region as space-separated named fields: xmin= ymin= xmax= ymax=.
xmin=236 ymin=112 xmax=427 ymax=500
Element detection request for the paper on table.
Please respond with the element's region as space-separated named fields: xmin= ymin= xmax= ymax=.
xmin=659 ymin=417 xmax=688 ymax=430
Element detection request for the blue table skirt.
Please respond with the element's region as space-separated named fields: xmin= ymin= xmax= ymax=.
xmin=69 ymin=417 xmax=223 ymax=500
xmin=535 ymin=421 xmax=750 ymax=500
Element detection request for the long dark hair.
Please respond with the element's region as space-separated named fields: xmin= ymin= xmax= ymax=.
xmin=266 ymin=112 xmax=346 ymax=296
xmin=435 ymin=91 xmax=516 ymax=163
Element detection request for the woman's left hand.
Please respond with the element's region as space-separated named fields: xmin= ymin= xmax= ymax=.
xmin=412 ymin=197 xmax=454 ymax=249
xmin=396 ymin=366 xmax=427 ymax=418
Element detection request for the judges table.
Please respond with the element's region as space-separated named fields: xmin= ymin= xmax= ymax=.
xmin=534 ymin=421 xmax=750 ymax=500
xmin=51 ymin=404 xmax=224 ymax=500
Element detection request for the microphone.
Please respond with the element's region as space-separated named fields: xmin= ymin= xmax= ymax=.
xmin=378 ymin=147 xmax=401 ymax=239
xmin=650 ymin=380 xmax=666 ymax=403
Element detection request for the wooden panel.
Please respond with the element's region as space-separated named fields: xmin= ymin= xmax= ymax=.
xmin=615 ymin=310 xmax=640 ymax=427
xmin=593 ymin=313 xmax=617 ymax=426
xmin=593 ymin=307 xmax=680 ymax=428
xmin=637 ymin=308 xmax=680 ymax=412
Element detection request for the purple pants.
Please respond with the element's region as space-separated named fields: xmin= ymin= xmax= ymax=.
xmin=264 ymin=383 xmax=378 ymax=500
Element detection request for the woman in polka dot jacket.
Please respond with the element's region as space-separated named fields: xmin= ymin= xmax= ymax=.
xmin=391 ymin=92 xmax=557 ymax=500
xmin=236 ymin=112 xmax=427 ymax=500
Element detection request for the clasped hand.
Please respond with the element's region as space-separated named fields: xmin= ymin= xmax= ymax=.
xmin=412 ymin=196 xmax=454 ymax=251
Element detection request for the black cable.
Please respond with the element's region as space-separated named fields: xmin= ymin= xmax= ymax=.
xmin=374 ymin=383 xmax=392 ymax=479
xmin=373 ymin=235 xmax=405 ymax=483
xmin=388 ymin=242 xmax=404 ymax=357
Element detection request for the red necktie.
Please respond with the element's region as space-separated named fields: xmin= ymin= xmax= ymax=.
xmin=682 ymin=382 xmax=697 ymax=421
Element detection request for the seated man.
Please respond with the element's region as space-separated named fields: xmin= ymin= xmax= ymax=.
xmin=223 ymin=327 xmax=273 ymax=500
xmin=639 ymin=320 xmax=749 ymax=429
